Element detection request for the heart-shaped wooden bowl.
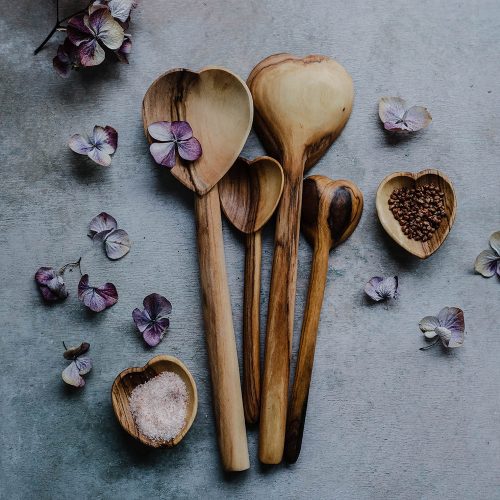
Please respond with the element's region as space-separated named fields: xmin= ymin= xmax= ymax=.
xmin=111 ymin=355 xmax=198 ymax=448
xmin=376 ymin=169 xmax=457 ymax=259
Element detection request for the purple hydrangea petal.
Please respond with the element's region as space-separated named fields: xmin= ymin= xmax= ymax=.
xmin=142 ymin=320 xmax=169 ymax=347
xmin=132 ymin=308 xmax=151 ymax=333
xmin=150 ymin=141 xmax=176 ymax=167
xmin=69 ymin=134 xmax=93 ymax=155
xmin=115 ymin=35 xmax=132 ymax=63
xmin=148 ymin=121 xmax=174 ymax=142
xmin=104 ymin=229 xmax=131 ymax=260
xmin=74 ymin=355 xmax=93 ymax=375
xmin=171 ymin=121 xmax=193 ymax=141
xmin=379 ymin=97 xmax=406 ymax=125
xmin=108 ymin=0 xmax=136 ymax=22
xmin=87 ymin=146 xmax=112 ymax=166
xmin=402 ymin=106 xmax=432 ymax=132
xmin=91 ymin=125 xmax=117 ymax=154
xmin=88 ymin=8 xmax=124 ymax=49
xmin=419 ymin=315 xmax=440 ymax=339
xmin=67 ymin=14 xmax=92 ymax=46
xmin=364 ymin=276 xmax=384 ymax=301
xmin=62 ymin=361 xmax=86 ymax=387
xmin=143 ymin=293 xmax=172 ymax=319
xmin=437 ymin=307 xmax=464 ymax=337
xmin=489 ymin=231 xmax=500 ymax=255
xmin=53 ymin=43 xmax=72 ymax=78
xmin=104 ymin=125 xmax=118 ymax=152
xmin=78 ymin=274 xmax=118 ymax=312
xmin=78 ymin=38 xmax=106 ymax=67
xmin=35 ymin=267 xmax=56 ymax=286
xmin=177 ymin=137 xmax=202 ymax=162
xmin=89 ymin=212 xmax=118 ymax=236
xmin=35 ymin=267 xmax=68 ymax=301
xmin=474 ymin=249 xmax=499 ymax=278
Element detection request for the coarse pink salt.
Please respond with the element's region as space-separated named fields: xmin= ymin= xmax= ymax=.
xmin=129 ymin=371 xmax=188 ymax=441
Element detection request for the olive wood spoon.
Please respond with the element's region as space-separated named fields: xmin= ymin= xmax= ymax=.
xmin=284 ymin=175 xmax=363 ymax=464
xmin=142 ymin=67 xmax=253 ymax=471
xmin=247 ymin=53 xmax=354 ymax=464
xmin=219 ymin=156 xmax=284 ymax=424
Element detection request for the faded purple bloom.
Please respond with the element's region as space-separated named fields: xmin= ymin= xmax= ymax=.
xmin=88 ymin=212 xmax=131 ymax=259
xmin=78 ymin=274 xmax=118 ymax=312
xmin=69 ymin=125 xmax=118 ymax=166
xmin=132 ymin=293 xmax=172 ymax=347
xmin=148 ymin=121 xmax=202 ymax=168
xmin=115 ymin=35 xmax=132 ymax=63
xmin=62 ymin=342 xmax=92 ymax=387
xmin=364 ymin=276 xmax=398 ymax=301
xmin=379 ymin=97 xmax=432 ymax=133
xmin=35 ymin=267 xmax=68 ymax=302
xmin=67 ymin=8 xmax=124 ymax=67
xmin=53 ymin=39 xmax=78 ymax=78
xmin=475 ymin=231 xmax=500 ymax=278
xmin=419 ymin=307 xmax=465 ymax=349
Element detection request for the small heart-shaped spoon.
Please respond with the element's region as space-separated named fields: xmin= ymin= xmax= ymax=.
xmin=284 ymin=175 xmax=363 ymax=464
xmin=111 ymin=355 xmax=198 ymax=448
xmin=248 ymin=53 xmax=354 ymax=463
xmin=143 ymin=67 xmax=253 ymax=471
xmin=219 ymin=156 xmax=284 ymax=424
xmin=376 ymin=169 xmax=456 ymax=259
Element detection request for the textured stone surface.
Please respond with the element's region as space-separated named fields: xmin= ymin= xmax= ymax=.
xmin=1 ymin=1 xmax=499 ymax=498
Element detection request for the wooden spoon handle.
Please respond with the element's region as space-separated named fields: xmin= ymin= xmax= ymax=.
xmin=284 ymin=241 xmax=330 ymax=463
xmin=259 ymin=171 xmax=303 ymax=464
xmin=194 ymin=185 xmax=249 ymax=472
xmin=243 ymin=230 xmax=262 ymax=424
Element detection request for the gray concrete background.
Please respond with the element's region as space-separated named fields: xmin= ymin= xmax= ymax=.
xmin=1 ymin=1 xmax=499 ymax=498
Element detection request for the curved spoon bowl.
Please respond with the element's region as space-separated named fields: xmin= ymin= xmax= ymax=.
xmin=112 ymin=355 xmax=198 ymax=448
xmin=376 ymin=169 xmax=457 ymax=259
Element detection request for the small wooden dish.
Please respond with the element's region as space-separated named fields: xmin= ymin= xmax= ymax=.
xmin=111 ymin=355 xmax=198 ymax=448
xmin=376 ymin=169 xmax=457 ymax=259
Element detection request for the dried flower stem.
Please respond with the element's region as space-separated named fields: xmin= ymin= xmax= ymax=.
xmin=58 ymin=257 xmax=82 ymax=276
xmin=34 ymin=0 xmax=90 ymax=55
xmin=419 ymin=338 xmax=440 ymax=351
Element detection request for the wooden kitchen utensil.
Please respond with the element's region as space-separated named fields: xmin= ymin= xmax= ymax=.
xmin=142 ymin=67 xmax=253 ymax=471
xmin=219 ymin=156 xmax=284 ymax=424
xmin=284 ymin=175 xmax=363 ymax=463
xmin=112 ymin=355 xmax=198 ymax=448
xmin=247 ymin=53 xmax=354 ymax=464
xmin=376 ymin=169 xmax=456 ymax=259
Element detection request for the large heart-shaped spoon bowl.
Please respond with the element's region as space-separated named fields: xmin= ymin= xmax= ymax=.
xmin=376 ymin=169 xmax=456 ymax=259
xmin=248 ymin=53 xmax=354 ymax=464
xmin=112 ymin=355 xmax=198 ymax=448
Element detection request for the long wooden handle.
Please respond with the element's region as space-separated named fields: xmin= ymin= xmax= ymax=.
xmin=194 ymin=185 xmax=249 ymax=472
xmin=259 ymin=168 xmax=303 ymax=464
xmin=243 ymin=230 xmax=262 ymax=424
xmin=284 ymin=240 xmax=330 ymax=463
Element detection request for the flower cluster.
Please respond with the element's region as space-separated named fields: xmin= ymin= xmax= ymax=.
xmin=53 ymin=0 xmax=136 ymax=78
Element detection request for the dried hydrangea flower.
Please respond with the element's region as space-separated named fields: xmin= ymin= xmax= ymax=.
xmin=364 ymin=276 xmax=398 ymax=301
xmin=78 ymin=274 xmax=118 ymax=312
xmin=35 ymin=267 xmax=68 ymax=302
xmin=474 ymin=231 xmax=500 ymax=278
xmin=88 ymin=212 xmax=131 ymax=260
xmin=53 ymin=39 xmax=78 ymax=78
xmin=103 ymin=0 xmax=137 ymax=22
xmin=69 ymin=125 xmax=118 ymax=167
xmin=419 ymin=307 xmax=465 ymax=350
xmin=148 ymin=121 xmax=202 ymax=168
xmin=132 ymin=293 xmax=172 ymax=347
xmin=378 ymin=97 xmax=432 ymax=133
xmin=67 ymin=8 xmax=124 ymax=67
xmin=62 ymin=342 xmax=92 ymax=388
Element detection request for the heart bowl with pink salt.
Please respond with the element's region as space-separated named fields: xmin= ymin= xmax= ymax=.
xmin=111 ymin=355 xmax=198 ymax=447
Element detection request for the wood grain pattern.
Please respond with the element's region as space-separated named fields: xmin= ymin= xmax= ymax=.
xmin=219 ymin=156 xmax=284 ymax=424
xmin=142 ymin=67 xmax=252 ymax=471
xmin=376 ymin=169 xmax=457 ymax=259
xmin=111 ymin=355 xmax=198 ymax=448
xmin=284 ymin=176 xmax=363 ymax=464
xmin=247 ymin=53 xmax=354 ymax=464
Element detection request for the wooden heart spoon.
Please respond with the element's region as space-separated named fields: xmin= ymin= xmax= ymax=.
xmin=219 ymin=156 xmax=284 ymax=424
xmin=142 ymin=67 xmax=252 ymax=471
xmin=284 ymin=175 xmax=363 ymax=464
xmin=248 ymin=53 xmax=354 ymax=463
